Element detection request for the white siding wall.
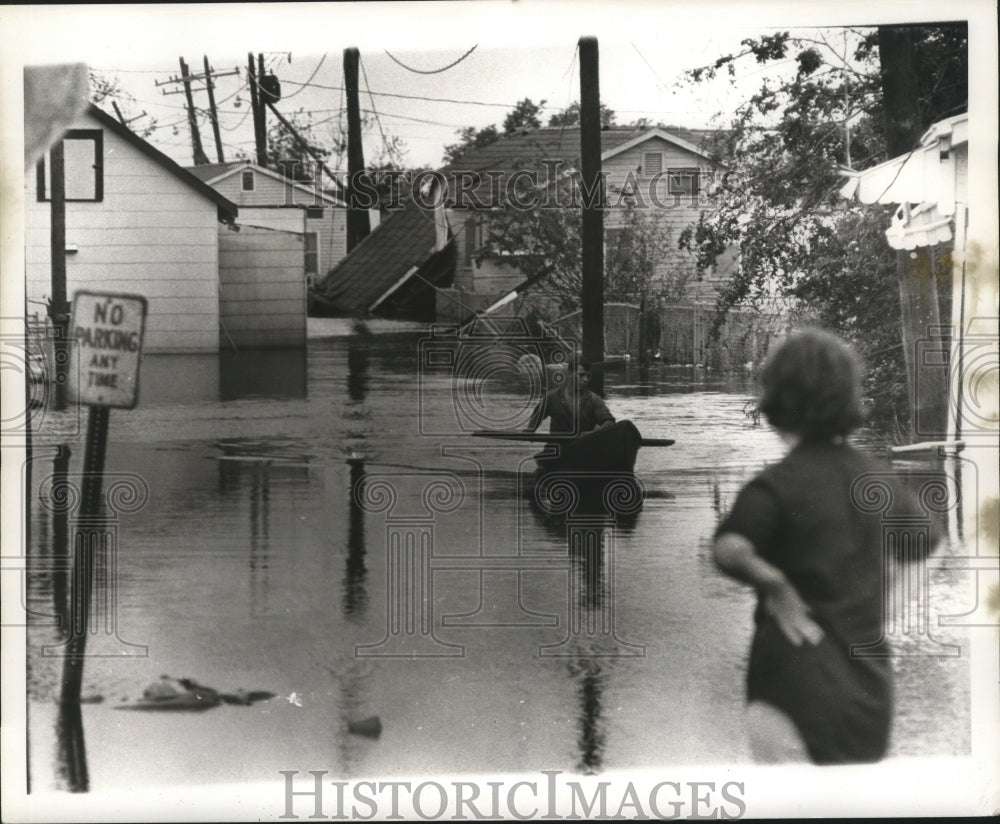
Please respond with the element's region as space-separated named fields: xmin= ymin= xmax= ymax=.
xmin=25 ymin=112 xmax=221 ymax=353
xmin=236 ymin=206 xmax=305 ymax=235
xmin=218 ymin=226 xmax=306 ymax=348
xmin=604 ymin=138 xmax=722 ymax=299
xmin=209 ymin=168 xmax=325 ymax=208
xmin=212 ymin=172 xmax=348 ymax=275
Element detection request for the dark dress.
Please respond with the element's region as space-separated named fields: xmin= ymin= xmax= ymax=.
xmin=717 ymin=440 xmax=940 ymax=764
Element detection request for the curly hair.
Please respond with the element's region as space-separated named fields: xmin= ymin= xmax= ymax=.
xmin=759 ymin=328 xmax=867 ymax=440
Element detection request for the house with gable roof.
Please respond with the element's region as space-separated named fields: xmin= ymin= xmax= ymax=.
xmin=313 ymin=125 xmax=735 ymax=328
xmin=440 ymin=125 xmax=734 ymax=319
xmin=186 ymin=159 xmax=351 ymax=287
xmin=25 ymin=104 xmax=238 ymax=354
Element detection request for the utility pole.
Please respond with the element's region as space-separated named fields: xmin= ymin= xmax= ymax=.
xmin=204 ymin=55 xmax=225 ymax=162
xmin=49 ymin=139 xmax=68 ymax=411
xmin=877 ymin=25 xmax=948 ymax=441
xmin=258 ymin=53 xmax=268 ymax=165
xmin=179 ymin=57 xmax=210 ymax=165
xmin=343 ymin=47 xmax=371 ymax=252
xmin=155 ymin=59 xmax=236 ymax=159
xmin=578 ymin=36 xmax=605 ymax=396
xmin=247 ymin=52 xmax=264 ymax=165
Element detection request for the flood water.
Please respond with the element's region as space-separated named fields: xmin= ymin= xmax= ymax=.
xmin=24 ymin=319 xmax=973 ymax=792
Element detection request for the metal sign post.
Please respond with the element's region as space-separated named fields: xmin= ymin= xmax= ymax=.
xmin=60 ymin=291 xmax=146 ymax=704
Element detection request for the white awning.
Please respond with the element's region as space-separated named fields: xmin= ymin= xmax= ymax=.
xmin=839 ymin=112 xmax=967 ymax=215
xmin=884 ymin=202 xmax=954 ymax=250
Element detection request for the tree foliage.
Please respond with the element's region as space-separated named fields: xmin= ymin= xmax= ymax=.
xmin=443 ymin=124 xmax=500 ymax=164
xmin=547 ymin=101 xmax=617 ymax=128
xmin=678 ymin=24 xmax=967 ymax=433
xmin=443 ymin=98 xmax=546 ymax=163
xmin=88 ymin=71 xmax=158 ymax=138
xmin=475 ymin=158 xmax=685 ymax=315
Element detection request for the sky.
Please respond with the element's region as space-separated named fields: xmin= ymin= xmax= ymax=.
xmin=7 ymin=7 xmax=772 ymax=171
xmin=6 ymin=0 xmax=988 ymax=173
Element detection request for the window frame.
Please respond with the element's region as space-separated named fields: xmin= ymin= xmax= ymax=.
xmin=304 ymin=231 xmax=319 ymax=277
xmin=666 ymin=167 xmax=701 ymax=196
xmin=241 ymin=170 xmax=255 ymax=191
xmin=36 ymin=129 xmax=104 ymax=203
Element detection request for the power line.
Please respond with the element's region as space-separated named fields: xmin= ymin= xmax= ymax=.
xmin=360 ymin=109 xmax=463 ymax=129
xmin=219 ymin=106 xmax=253 ymax=131
xmin=631 ymin=42 xmax=668 ymax=92
xmin=384 ymin=44 xmax=478 ymax=74
xmin=281 ymin=79 xmax=555 ymax=110
xmin=282 ymin=53 xmax=328 ymax=100
xmin=359 ymin=56 xmax=394 ymax=163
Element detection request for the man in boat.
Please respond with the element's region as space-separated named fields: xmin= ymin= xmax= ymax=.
xmin=526 ymin=353 xmax=615 ymax=436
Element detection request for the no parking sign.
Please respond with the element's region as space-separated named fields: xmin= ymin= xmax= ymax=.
xmin=67 ymin=291 xmax=147 ymax=408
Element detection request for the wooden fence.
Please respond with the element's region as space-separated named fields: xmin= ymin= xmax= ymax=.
xmin=550 ymin=303 xmax=786 ymax=372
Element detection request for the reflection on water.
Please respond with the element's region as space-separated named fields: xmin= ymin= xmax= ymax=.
xmin=24 ymin=330 xmax=974 ymax=791
xmin=344 ymin=458 xmax=368 ymax=619
xmin=219 ymin=348 xmax=307 ymax=401
xmin=347 ymin=334 xmax=372 ymax=403
xmin=570 ymin=657 xmax=605 ymax=774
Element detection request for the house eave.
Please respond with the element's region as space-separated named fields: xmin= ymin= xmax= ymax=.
xmin=87 ymin=105 xmax=238 ymax=222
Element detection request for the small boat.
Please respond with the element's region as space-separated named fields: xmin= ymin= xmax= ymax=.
xmin=473 ymin=420 xmax=671 ymax=516
xmin=532 ymin=419 xmax=643 ymax=475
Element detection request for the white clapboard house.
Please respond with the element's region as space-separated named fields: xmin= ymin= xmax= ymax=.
xmin=25 ymin=104 xmax=239 ymax=353
xmin=185 ymin=160 xmax=349 ymax=289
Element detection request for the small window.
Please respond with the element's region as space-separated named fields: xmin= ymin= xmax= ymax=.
xmin=304 ymin=232 xmax=319 ymax=276
xmin=642 ymin=152 xmax=662 ymax=177
xmin=461 ymin=214 xmax=493 ymax=261
xmin=667 ymin=168 xmax=700 ymax=196
xmin=241 ymin=170 xmax=255 ymax=191
xmin=473 ymin=214 xmax=490 ymax=249
xmin=36 ymin=130 xmax=103 ymax=202
xmin=463 ymin=216 xmax=476 ymax=266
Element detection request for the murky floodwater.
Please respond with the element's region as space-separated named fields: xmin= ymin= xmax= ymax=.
xmin=24 ymin=320 xmax=972 ymax=791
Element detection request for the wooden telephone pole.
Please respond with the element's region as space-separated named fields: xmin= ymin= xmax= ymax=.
xmin=344 ymin=47 xmax=371 ymax=252
xmin=155 ymin=58 xmax=237 ymax=164
xmin=247 ymin=53 xmax=265 ymax=165
xmin=579 ymin=36 xmax=605 ymax=396
xmin=178 ymin=58 xmax=210 ymax=165
xmin=203 ymin=55 xmax=225 ymax=162
xmin=257 ymin=53 xmax=268 ymax=165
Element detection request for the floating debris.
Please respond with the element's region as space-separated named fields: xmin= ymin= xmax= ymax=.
xmin=115 ymin=676 xmax=275 ymax=712
xmin=348 ymin=716 xmax=382 ymax=738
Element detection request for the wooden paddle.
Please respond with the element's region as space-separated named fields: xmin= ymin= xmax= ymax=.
xmin=471 ymin=430 xmax=675 ymax=447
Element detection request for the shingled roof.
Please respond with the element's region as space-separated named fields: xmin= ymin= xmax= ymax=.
xmin=184 ymin=160 xmax=252 ymax=183
xmin=434 ymin=125 xmax=720 ymax=205
xmin=313 ymin=202 xmax=439 ymax=314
